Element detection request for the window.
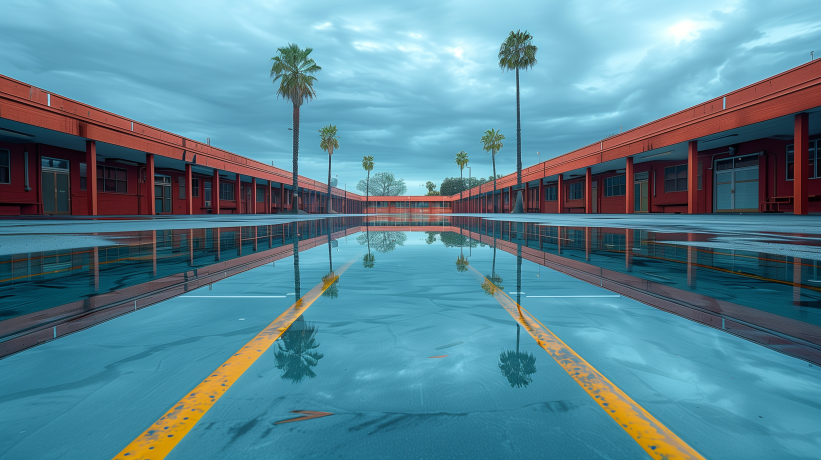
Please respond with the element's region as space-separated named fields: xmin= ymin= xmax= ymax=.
xmin=604 ymin=175 xmax=626 ymax=197
xmin=179 ymin=177 xmax=186 ymax=199
xmin=787 ymin=141 xmax=819 ymax=180
xmin=192 ymin=178 xmax=200 ymax=197
xmin=80 ymin=163 xmax=88 ymax=190
xmin=545 ymin=185 xmax=557 ymax=201
xmin=257 ymin=186 xmax=266 ymax=202
xmin=219 ymin=182 xmax=234 ymax=201
xmin=664 ymin=165 xmax=688 ymax=192
xmin=96 ymin=166 xmax=127 ymax=193
xmin=0 ymin=149 xmax=8 ymax=184
xmin=568 ymin=182 xmax=583 ymax=200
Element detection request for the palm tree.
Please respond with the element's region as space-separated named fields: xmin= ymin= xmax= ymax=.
xmin=271 ymin=43 xmax=322 ymax=214
xmin=362 ymin=219 xmax=375 ymax=268
xmin=456 ymin=253 xmax=469 ymax=273
xmin=362 ymin=155 xmax=374 ymax=214
xmin=481 ymin=129 xmax=505 ymax=212
xmin=274 ymin=319 xmax=324 ymax=383
xmin=455 ymin=151 xmax=469 ymax=206
xmin=498 ymin=30 xmax=537 ymax=214
xmin=319 ymin=124 xmax=340 ymax=213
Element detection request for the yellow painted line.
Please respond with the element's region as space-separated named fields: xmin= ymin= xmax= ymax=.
xmin=112 ymin=258 xmax=357 ymax=460
xmin=469 ymin=266 xmax=706 ymax=460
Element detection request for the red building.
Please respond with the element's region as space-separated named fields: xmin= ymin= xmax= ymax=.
xmin=1 ymin=59 xmax=820 ymax=216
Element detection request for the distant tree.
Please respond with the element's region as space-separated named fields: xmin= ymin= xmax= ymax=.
xmin=440 ymin=176 xmax=488 ymax=196
xmin=271 ymin=43 xmax=321 ymax=213
xmin=425 ymin=181 xmax=440 ymax=196
xmin=356 ymin=172 xmax=407 ymax=196
xmin=357 ymin=231 xmax=406 ymax=253
xmin=439 ymin=231 xmax=479 ymax=248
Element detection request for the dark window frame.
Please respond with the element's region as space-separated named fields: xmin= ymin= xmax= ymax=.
xmin=219 ymin=182 xmax=235 ymax=201
xmin=96 ymin=165 xmax=128 ymax=194
xmin=787 ymin=141 xmax=819 ymax=180
xmin=604 ymin=175 xmax=626 ymax=197
xmin=0 ymin=149 xmax=8 ymax=184
xmin=568 ymin=182 xmax=583 ymax=200
xmin=256 ymin=185 xmax=266 ymax=202
xmin=544 ymin=185 xmax=557 ymax=201
xmin=664 ymin=164 xmax=688 ymax=193
xmin=192 ymin=178 xmax=200 ymax=197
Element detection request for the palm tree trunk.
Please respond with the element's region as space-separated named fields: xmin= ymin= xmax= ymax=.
xmin=366 ymin=170 xmax=370 ymax=214
xmin=292 ymin=104 xmax=300 ymax=213
xmin=492 ymin=151 xmax=497 ymax=212
xmin=328 ymin=229 xmax=333 ymax=274
xmin=516 ymin=323 xmax=520 ymax=354
xmin=516 ymin=68 xmax=521 ymax=186
xmin=327 ymin=147 xmax=332 ymax=213
xmin=460 ymin=169 xmax=463 ymax=205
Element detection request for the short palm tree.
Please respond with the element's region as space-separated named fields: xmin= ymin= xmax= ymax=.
xmin=456 ymin=253 xmax=469 ymax=273
xmin=499 ymin=328 xmax=537 ymax=388
xmin=362 ymin=155 xmax=374 ymax=214
xmin=499 ymin=30 xmax=537 ymax=214
xmin=271 ymin=43 xmax=322 ymax=214
xmin=319 ymin=124 xmax=340 ymax=213
xmin=481 ymin=129 xmax=505 ymax=212
xmin=455 ymin=151 xmax=469 ymax=205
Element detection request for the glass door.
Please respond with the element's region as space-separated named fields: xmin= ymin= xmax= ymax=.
xmin=154 ymin=175 xmax=172 ymax=214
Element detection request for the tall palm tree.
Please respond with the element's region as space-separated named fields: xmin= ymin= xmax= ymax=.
xmin=498 ymin=30 xmax=537 ymax=214
xmin=362 ymin=155 xmax=374 ymax=214
xmin=481 ymin=129 xmax=505 ymax=212
xmin=271 ymin=43 xmax=322 ymax=214
xmin=455 ymin=151 xmax=469 ymax=206
xmin=319 ymin=124 xmax=340 ymax=213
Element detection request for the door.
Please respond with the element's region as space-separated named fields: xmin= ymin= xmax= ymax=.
xmin=246 ymin=186 xmax=252 ymax=213
xmin=633 ymin=172 xmax=649 ymax=212
xmin=714 ymin=155 xmax=759 ymax=212
xmin=204 ymin=181 xmax=212 ymax=211
xmin=154 ymin=175 xmax=172 ymax=214
xmin=41 ymin=157 xmax=71 ymax=215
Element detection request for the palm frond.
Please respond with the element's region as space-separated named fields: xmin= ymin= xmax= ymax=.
xmin=498 ymin=30 xmax=538 ymax=72
xmin=270 ymin=43 xmax=322 ymax=107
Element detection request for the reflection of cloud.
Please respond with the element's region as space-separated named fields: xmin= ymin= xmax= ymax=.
xmin=4 ymin=1 xmax=821 ymax=195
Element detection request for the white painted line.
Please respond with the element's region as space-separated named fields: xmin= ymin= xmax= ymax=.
xmin=181 ymin=296 xmax=287 ymax=298
xmin=508 ymin=292 xmax=525 ymax=295
xmin=526 ymin=295 xmax=621 ymax=298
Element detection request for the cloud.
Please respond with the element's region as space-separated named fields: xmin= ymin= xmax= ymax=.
xmin=1 ymin=0 xmax=820 ymax=195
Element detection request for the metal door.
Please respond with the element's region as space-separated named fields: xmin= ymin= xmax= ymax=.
xmin=41 ymin=157 xmax=71 ymax=215
xmin=714 ymin=155 xmax=759 ymax=212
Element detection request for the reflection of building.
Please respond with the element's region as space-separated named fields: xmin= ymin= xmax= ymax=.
xmin=5 ymin=60 xmax=821 ymax=216
xmin=0 ymin=218 xmax=364 ymax=358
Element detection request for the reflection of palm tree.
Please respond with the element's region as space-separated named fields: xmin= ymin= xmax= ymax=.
xmin=322 ymin=227 xmax=338 ymax=298
xmin=274 ymin=318 xmax=324 ymax=383
xmin=456 ymin=253 xmax=469 ymax=273
xmin=292 ymin=221 xmax=301 ymax=299
xmin=362 ymin=221 xmax=375 ymax=269
xmin=356 ymin=231 xmax=405 ymax=253
xmin=499 ymin=324 xmax=537 ymax=388
xmin=424 ymin=232 xmax=437 ymax=245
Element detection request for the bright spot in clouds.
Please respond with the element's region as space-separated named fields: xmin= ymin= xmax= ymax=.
xmin=315 ymin=22 xmax=332 ymax=30
xmin=449 ymin=47 xmax=464 ymax=59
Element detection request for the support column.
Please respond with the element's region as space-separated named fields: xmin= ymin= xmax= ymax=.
xmin=188 ymin=229 xmax=194 ymax=266
xmin=265 ymin=180 xmax=271 ymax=214
xmin=92 ymin=247 xmax=99 ymax=291
xmin=795 ymin=113 xmax=809 ymax=215
xmin=688 ymin=141 xmax=698 ymax=214
xmin=152 ymin=230 xmax=157 ymax=276
xmin=185 ymin=163 xmax=193 ymax=215
xmin=538 ymin=180 xmax=544 ymax=213
xmin=625 ymin=157 xmax=634 ymax=214
xmin=235 ymin=174 xmax=242 ymax=214
xmin=214 ymin=228 xmax=221 ymax=261
xmin=557 ymin=175 xmax=564 ymax=214
xmin=794 ymin=257 xmax=803 ymax=306
xmin=250 ymin=177 xmax=257 ymax=214
xmin=146 ymin=154 xmax=155 ymax=216
xmin=585 ymin=167 xmax=593 ymax=214
xmin=213 ymin=169 xmax=220 ymax=214
xmin=585 ymin=227 xmax=591 ymax=261
xmin=280 ymin=183 xmax=285 ymax=212
xmin=86 ymin=140 xmax=98 ymax=216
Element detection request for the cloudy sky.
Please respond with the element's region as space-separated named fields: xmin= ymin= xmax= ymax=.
xmin=2 ymin=1 xmax=820 ymax=195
